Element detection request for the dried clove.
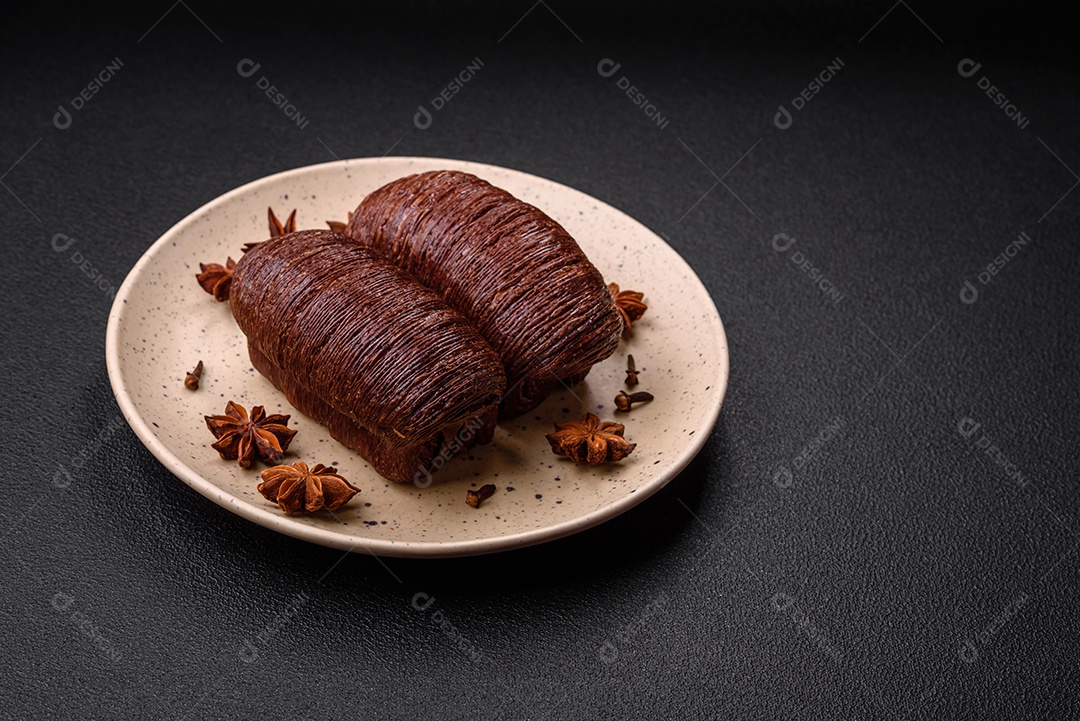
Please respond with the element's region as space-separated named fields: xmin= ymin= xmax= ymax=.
xmin=466 ymin=484 xmax=497 ymax=508
xmin=625 ymin=354 xmax=640 ymax=387
xmin=614 ymin=390 xmax=654 ymax=412
xmin=184 ymin=360 xmax=204 ymax=390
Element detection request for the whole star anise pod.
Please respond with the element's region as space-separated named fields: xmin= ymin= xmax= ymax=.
xmin=608 ymin=283 xmax=648 ymax=334
xmin=196 ymin=257 xmax=236 ymax=301
xmin=242 ymin=207 xmax=298 ymax=254
xmin=204 ymin=400 xmax=297 ymax=469
xmin=258 ymin=462 xmax=360 ymax=515
xmin=546 ymin=412 xmax=636 ymax=464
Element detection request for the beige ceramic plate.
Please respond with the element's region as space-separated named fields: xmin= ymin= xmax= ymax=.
xmin=105 ymin=157 xmax=728 ymax=558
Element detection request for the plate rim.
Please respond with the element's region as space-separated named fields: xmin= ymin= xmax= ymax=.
xmin=105 ymin=156 xmax=730 ymax=558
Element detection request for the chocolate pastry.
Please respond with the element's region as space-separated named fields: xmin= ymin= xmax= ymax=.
xmin=230 ymin=230 xmax=506 ymax=484
xmin=345 ymin=170 xmax=623 ymax=418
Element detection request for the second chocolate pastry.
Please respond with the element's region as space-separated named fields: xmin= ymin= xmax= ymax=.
xmin=345 ymin=170 xmax=624 ymax=418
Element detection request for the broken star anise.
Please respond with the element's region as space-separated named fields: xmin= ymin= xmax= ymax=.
xmin=204 ymin=400 xmax=297 ymax=469
xmin=196 ymin=258 xmax=236 ymax=301
xmin=258 ymin=462 xmax=360 ymax=515
xmin=546 ymin=412 xmax=636 ymax=464
xmin=325 ymin=211 xmax=353 ymax=235
xmin=608 ymin=283 xmax=648 ymax=334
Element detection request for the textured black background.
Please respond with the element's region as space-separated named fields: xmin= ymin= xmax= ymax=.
xmin=2 ymin=3 xmax=1078 ymax=719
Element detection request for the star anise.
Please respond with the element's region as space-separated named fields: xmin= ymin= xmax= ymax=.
xmin=204 ymin=400 xmax=297 ymax=469
xmin=269 ymin=207 xmax=297 ymax=237
xmin=546 ymin=412 xmax=636 ymax=464
xmin=325 ymin=211 xmax=354 ymax=235
xmin=242 ymin=207 xmax=297 ymax=253
xmin=196 ymin=257 xmax=236 ymax=301
xmin=258 ymin=462 xmax=360 ymax=515
xmin=608 ymin=283 xmax=648 ymax=334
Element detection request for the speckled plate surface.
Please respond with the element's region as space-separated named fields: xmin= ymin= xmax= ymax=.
xmin=105 ymin=157 xmax=728 ymax=558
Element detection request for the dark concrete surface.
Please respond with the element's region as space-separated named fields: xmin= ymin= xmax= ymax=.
xmin=2 ymin=3 xmax=1077 ymax=718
